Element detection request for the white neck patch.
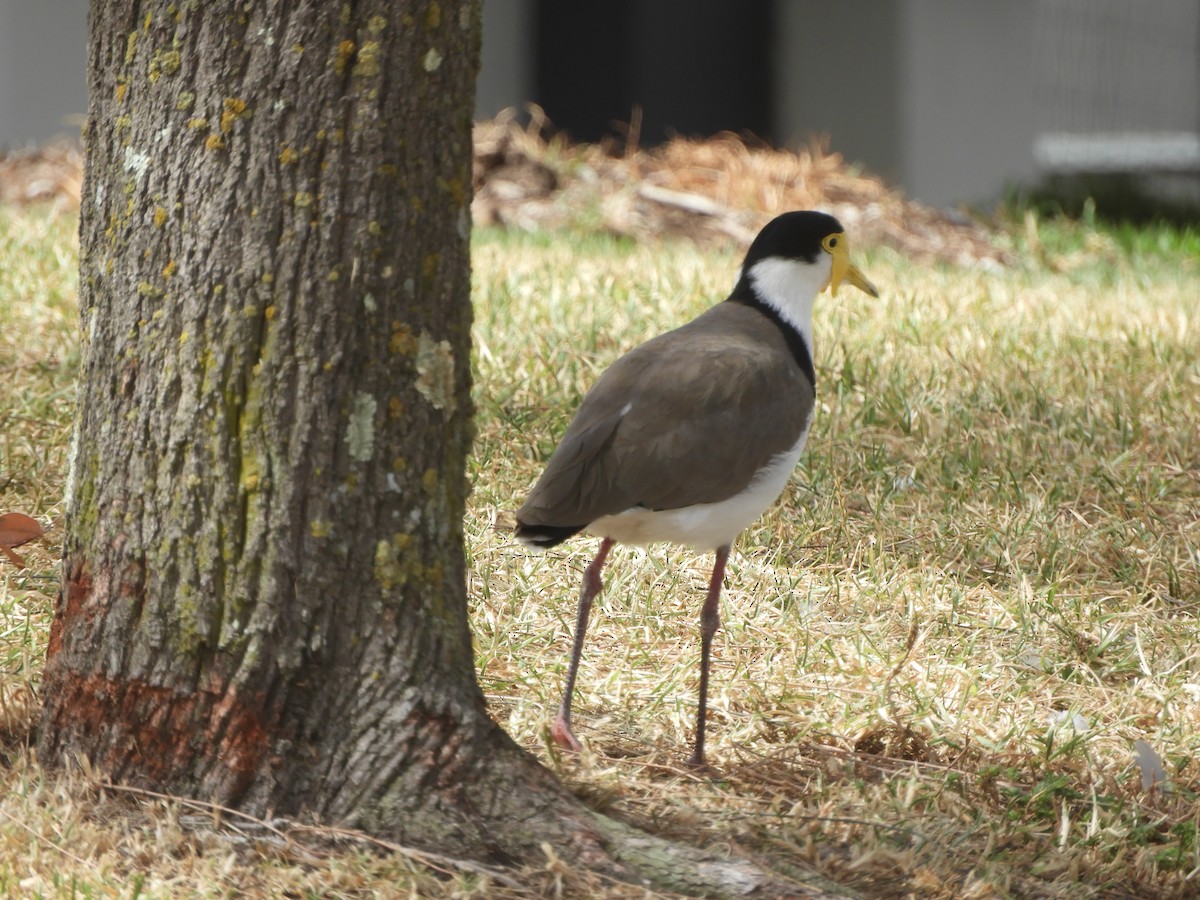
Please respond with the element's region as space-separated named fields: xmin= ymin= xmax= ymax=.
xmin=746 ymin=255 xmax=829 ymax=356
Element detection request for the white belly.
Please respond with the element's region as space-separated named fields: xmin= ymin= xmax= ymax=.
xmin=585 ymin=424 xmax=811 ymax=551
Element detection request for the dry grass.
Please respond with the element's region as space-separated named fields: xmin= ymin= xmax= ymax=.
xmin=467 ymin=220 xmax=1200 ymax=897
xmin=2 ymin=197 xmax=1199 ymax=897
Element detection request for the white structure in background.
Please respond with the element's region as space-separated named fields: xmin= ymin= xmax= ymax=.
xmin=0 ymin=0 xmax=88 ymax=147
xmin=1031 ymin=0 xmax=1200 ymax=202
xmin=2 ymin=0 xmax=1197 ymax=209
xmin=485 ymin=0 xmax=1199 ymax=208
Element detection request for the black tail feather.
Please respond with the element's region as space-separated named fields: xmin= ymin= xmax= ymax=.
xmin=514 ymin=521 xmax=585 ymax=549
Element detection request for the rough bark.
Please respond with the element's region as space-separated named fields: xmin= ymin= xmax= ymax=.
xmin=36 ymin=0 xmax=580 ymax=857
xmin=34 ymin=3 xmax=848 ymax=894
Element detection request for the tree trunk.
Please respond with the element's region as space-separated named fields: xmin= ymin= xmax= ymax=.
xmin=35 ymin=0 xmax=582 ymax=861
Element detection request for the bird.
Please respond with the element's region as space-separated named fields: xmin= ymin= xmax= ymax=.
xmin=515 ymin=210 xmax=878 ymax=768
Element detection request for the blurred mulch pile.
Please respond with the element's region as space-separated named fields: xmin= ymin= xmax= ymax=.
xmin=474 ymin=109 xmax=1010 ymax=267
xmin=1 ymin=113 xmax=1008 ymax=266
xmin=0 ymin=141 xmax=82 ymax=208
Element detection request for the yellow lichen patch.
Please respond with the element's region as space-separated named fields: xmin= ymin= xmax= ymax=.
xmin=310 ymin=519 xmax=331 ymax=538
xmin=125 ymin=31 xmax=138 ymax=65
xmin=389 ymin=323 xmax=416 ymax=355
xmin=367 ymin=220 xmax=383 ymax=236
xmin=187 ymin=116 xmax=209 ymax=129
xmin=176 ymin=90 xmax=195 ymax=110
xmin=422 ymin=48 xmax=442 ymax=72
xmin=421 ymin=252 xmax=440 ymax=284
xmin=353 ymin=41 xmax=381 ymax=77
xmin=334 ymin=39 xmax=356 ymax=75
xmin=261 ymin=272 xmax=274 ymax=285
xmin=293 ymin=191 xmax=313 ymax=207
xmin=220 ymin=97 xmax=249 ymax=132
xmin=137 ymin=281 xmax=161 ymax=297
xmin=388 ymin=397 xmax=404 ymax=419
xmin=148 ymin=49 xmax=181 ymax=83
xmin=426 ymin=2 xmax=441 ymax=28
xmin=291 ymin=42 xmax=304 ymax=54
xmin=264 ymin=304 xmax=277 ymax=320
xmin=373 ymin=534 xmax=417 ymax=590
xmin=422 ymin=468 xmax=438 ymax=491
xmin=278 ymin=145 xmax=299 ymax=165
xmin=368 ymin=14 xmax=388 ymax=33
xmin=178 ymin=329 xmax=188 ymax=344
xmin=153 ymin=206 xmax=168 ymax=227
xmin=115 ymin=82 xmax=128 ymax=102
xmin=436 ymin=176 xmax=465 ymax=207
xmin=241 ymin=472 xmax=259 ymax=491
xmin=327 ymin=267 xmax=341 ymax=282
xmin=162 ymin=259 xmax=177 ymax=279
xmin=205 ymin=134 xmax=225 ymax=151
xmin=392 ymin=456 xmax=407 ymax=472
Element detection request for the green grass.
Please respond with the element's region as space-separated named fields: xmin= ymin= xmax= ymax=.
xmin=3 ymin=204 xmax=1199 ymax=896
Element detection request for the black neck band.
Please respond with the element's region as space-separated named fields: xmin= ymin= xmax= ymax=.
xmin=728 ymin=286 xmax=817 ymax=390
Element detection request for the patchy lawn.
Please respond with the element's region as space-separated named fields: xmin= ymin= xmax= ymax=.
xmin=2 ymin=200 xmax=1198 ymax=897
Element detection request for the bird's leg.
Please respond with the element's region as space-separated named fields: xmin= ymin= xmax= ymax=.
xmin=689 ymin=543 xmax=730 ymax=769
xmin=552 ymin=537 xmax=615 ymax=752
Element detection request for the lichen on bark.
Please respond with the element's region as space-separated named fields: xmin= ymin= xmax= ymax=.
xmin=41 ymin=0 xmax=486 ymax=822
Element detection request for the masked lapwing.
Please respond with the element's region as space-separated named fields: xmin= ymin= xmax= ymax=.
xmin=516 ymin=210 xmax=878 ymax=768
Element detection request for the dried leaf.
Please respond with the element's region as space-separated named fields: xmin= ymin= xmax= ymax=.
xmin=0 ymin=512 xmax=43 ymax=568
xmin=0 ymin=544 xmax=26 ymax=568
xmin=0 ymin=512 xmax=43 ymax=547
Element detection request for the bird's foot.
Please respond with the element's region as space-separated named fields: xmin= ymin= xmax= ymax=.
xmin=685 ymin=751 xmax=721 ymax=777
xmin=551 ymin=715 xmax=583 ymax=753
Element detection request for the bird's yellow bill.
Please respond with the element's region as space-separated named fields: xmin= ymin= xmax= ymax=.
xmin=826 ymin=233 xmax=879 ymax=298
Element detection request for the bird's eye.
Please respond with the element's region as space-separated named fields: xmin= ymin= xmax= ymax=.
xmin=828 ymin=237 xmax=838 ymax=248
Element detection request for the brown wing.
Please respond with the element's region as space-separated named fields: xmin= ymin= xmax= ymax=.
xmin=516 ymin=303 xmax=814 ymax=529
